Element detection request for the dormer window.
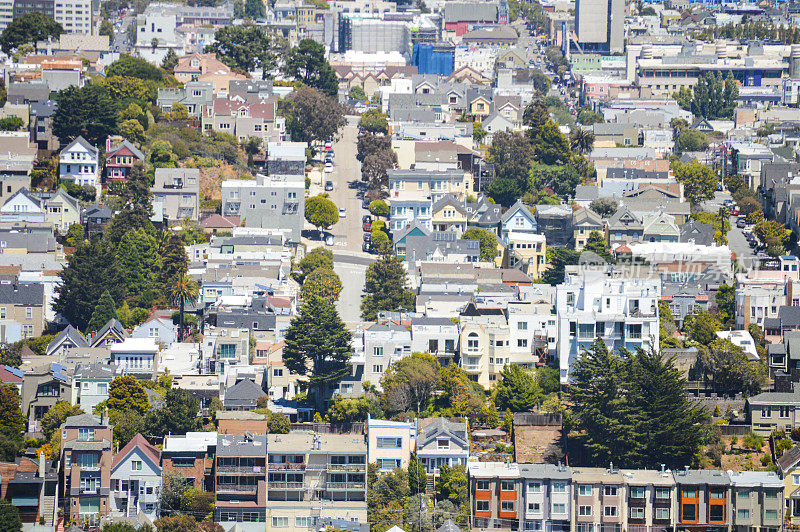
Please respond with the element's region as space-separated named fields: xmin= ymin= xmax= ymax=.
xmin=437 ymin=438 xmax=449 ymax=449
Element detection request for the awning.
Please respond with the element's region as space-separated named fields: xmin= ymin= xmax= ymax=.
xmin=11 ymin=496 xmax=38 ymax=506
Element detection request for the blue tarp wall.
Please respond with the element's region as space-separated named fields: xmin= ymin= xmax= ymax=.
xmin=413 ymin=44 xmax=454 ymax=76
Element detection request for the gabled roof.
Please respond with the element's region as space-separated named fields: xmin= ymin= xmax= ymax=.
xmin=778 ymin=443 xmax=800 ymax=474
xmin=91 ymin=318 xmax=129 ymax=343
xmin=46 ymin=325 xmax=88 ymax=354
xmin=436 ymin=520 xmax=464 ymax=532
xmin=432 ymin=195 xmax=469 ymax=217
xmin=419 ymin=417 xmax=468 ymax=449
xmin=112 ymin=433 xmax=161 ymax=469
xmin=62 ymin=135 xmax=97 ymax=157
xmin=573 ymin=207 xmax=603 ymax=227
xmin=2 ymin=187 xmax=41 ymax=210
xmin=607 ymin=205 xmax=643 ymax=230
xmin=63 ymin=413 xmax=105 ymax=428
xmin=224 ymin=378 xmax=266 ymax=402
xmin=107 ymin=139 xmax=145 ymax=161
xmin=501 ymin=200 xmax=535 ymax=224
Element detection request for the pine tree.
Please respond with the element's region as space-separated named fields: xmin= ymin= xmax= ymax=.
xmin=115 ymin=228 xmax=162 ymax=297
xmin=86 ymin=290 xmax=117 ymax=334
xmin=408 ymin=454 xmax=427 ymax=495
xmin=493 ymin=364 xmax=541 ymax=412
xmin=723 ymin=72 xmax=738 ymax=118
xmin=582 ymin=230 xmax=614 ymax=262
xmin=283 ymin=295 xmax=352 ymax=408
xmin=361 ymin=252 xmax=415 ymax=321
xmin=0 ymin=499 xmax=22 ymax=532
xmin=160 ymin=233 xmax=188 ymax=286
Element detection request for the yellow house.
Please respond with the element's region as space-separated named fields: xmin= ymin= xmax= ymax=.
xmin=777 ymin=444 xmax=800 ymax=524
xmin=431 ymin=196 xmax=469 ymax=235
xmin=459 ymin=309 xmax=510 ymax=388
xmin=469 ymin=96 xmax=491 ymax=121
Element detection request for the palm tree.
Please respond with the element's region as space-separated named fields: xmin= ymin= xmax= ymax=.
xmin=169 ymin=274 xmax=199 ymax=341
xmin=570 ymin=128 xmax=595 ymax=155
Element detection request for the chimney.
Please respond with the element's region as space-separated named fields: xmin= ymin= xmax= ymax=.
xmin=38 ymin=450 xmax=45 ymax=477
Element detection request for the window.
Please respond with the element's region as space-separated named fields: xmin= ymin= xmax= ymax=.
xmin=629 ymin=486 xmax=645 ymax=498
xmin=80 ymin=476 xmax=99 ymax=491
xmin=437 ymin=438 xmax=450 ymax=449
xmin=655 ymin=487 xmax=670 ymax=499
xmin=793 ymin=474 xmax=800 ymax=486
xmin=738 ymin=490 xmax=749 ymax=499
xmin=766 ymin=509 xmax=778 ymax=520
xmin=552 ymin=503 xmax=566 ymax=514
xmin=272 ymin=517 xmax=289 ymax=527
xmin=604 ymin=506 xmax=618 ymax=517
xmin=765 ymin=490 xmax=778 ymax=499
xmin=737 ymin=509 xmax=750 ymax=519
xmin=171 ymin=457 xmax=194 ymax=467
xmin=527 ymin=482 xmax=541 ymax=493
xmin=376 ymin=437 xmax=401 ymax=449
xmin=501 ymin=480 xmax=514 ymax=491
xmin=372 ymin=365 xmax=383 ymax=373
xmin=518 ymin=321 xmax=528 ymax=330
xmin=467 ymin=333 xmax=479 ymax=351
xmin=655 ymin=508 xmax=669 ymax=520
xmin=518 ymin=339 xmax=528 ymax=348
xmin=25 ymin=307 xmax=32 ymax=319
xmin=78 ymin=428 xmax=94 ymax=441
xmin=552 ymin=482 xmax=566 ymax=493
xmin=528 ymin=502 xmax=541 ymax=513
xmin=373 ymin=347 xmax=383 ymax=357
xmin=709 ymin=490 xmax=724 ymax=499
xmin=476 ymin=501 xmax=489 ymax=512
xmin=377 ymin=458 xmax=400 ymax=470
xmin=579 ymin=505 xmax=592 ymax=516
xmin=604 ymin=486 xmax=618 ymax=496
xmin=630 ymin=507 xmax=644 ymax=519
xmin=132 ymin=460 xmax=142 ymax=471
xmin=501 ymin=501 xmax=515 ymax=512
xmin=682 ymin=490 xmax=696 ymax=498
xmin=296 ymin=517 xmax=313 ymax=527
xmin=476 ymin=480 xmax=491 ymax=491
xmin=709 ymin=504 xmax=724 ymax=521
xmin=780 ymin=406 xmax=791 ymax=418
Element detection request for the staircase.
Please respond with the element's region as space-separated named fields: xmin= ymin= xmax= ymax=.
xmin=425 ymin=475 xmax=435 ymax=496
xmin=40 ymin=494 xmax=56 ymax=526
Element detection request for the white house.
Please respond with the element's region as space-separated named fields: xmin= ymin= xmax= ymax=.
xmin=367 ymin=417 xmax=417 ymax=472
xmin=110 ymin=433 xmax=162 ymax=521
xmin=131 ymin=317 xmax=179 ymax=347
xmin=416 ymin=418 xmax=470 ymax=475
xmin=110 ymin=338 xmax=159 ymax=379
xmin=0 ymin=188 xmax=44 ymax=223
xmin=71 ymin=363 xmax=118 ymax=415
xmin=59 ymin=136 xmax=100 ymax=190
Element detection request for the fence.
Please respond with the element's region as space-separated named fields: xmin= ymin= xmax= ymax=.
xmin=289 ymin=422 xmax=365 ymax=434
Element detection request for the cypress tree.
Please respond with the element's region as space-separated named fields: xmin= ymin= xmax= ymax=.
xmin=360 ymin=252 xmax=415 ymax=321
xmin=86 ymin=290 xmax=118 ymax=334
xmin=408 ymin=454 xmax=427 ymax=495
xmin=115 ymin=228 xmax=162 ymax=297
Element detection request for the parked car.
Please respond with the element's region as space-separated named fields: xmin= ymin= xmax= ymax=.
xmin=737 ymin=218 xmax=747 ymax=228
xmin=324 ymin=141 xmax=332 ymax=152
xmin=324 ymin=181 xmax=334 ymax=191
xmin=338 ymin=207 xmax=347 ymax=218
xmin=731 ymin=207 xmax=739 ymax=216
xmin=363 ymin=233 xmax=371 ymax=243
xmin=362 ymin=242 xmax=372 ymax=253
xmin=325 ymin=162 xmax=333 ymax=173
xmin=325 ymin=234 xmax=335 ymax=246
xmin=363 ymin=215 xmax=372 ymax=231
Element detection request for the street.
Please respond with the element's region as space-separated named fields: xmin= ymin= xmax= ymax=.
xmin=328 ymin=118 xmax=368 ymax=253
xmin=703 ymin=191 xmax=761 ymax=271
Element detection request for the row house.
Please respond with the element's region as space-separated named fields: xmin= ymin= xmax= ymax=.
xmin=388 ymin=169 xmax=470 ymax=232
xmin=22 ymin=362 xmax=69 ymax=434
xmin=501 ymin=201 xmax=546 ymax=278
xmin=735 ymin=255 xmax=800 ymax=330
xmin=152 ymin=167 xmax=200 ymax=222
xmin=557 ymin=267 xmax=661 ymax=384
xmin=201 ymin=95 xmax=285 ymax=143
xmin=157 ymin=81 xmax=214 ymax=118
xmin=214 ymin=432 xmax=268 ymax=528
xmin=162 ymin=431 xmax=217 ymax=492
xmin=110 ymin=434 xmax=162 ymax=521
xmin=468 ymin=464 xmax=783 ymax=532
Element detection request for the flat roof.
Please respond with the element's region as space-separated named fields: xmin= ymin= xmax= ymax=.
xmin=268 ymin=432 xmax=366 ymax=453
xmin=467 ymin=462 xmax=520 ymax=478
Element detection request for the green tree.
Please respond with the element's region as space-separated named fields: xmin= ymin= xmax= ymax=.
xmin=115 ymin=228 xmax=161 ymax=296
xmin=368 ymin=200 xmax=390 ymax=218
xmin=0 ymin=116 xmax=23 ymax=132
xmin=380 ymin=352 xmax=440 ymax=414
xmin=53 ymin=84 xmax=119 ymax=144
xmin=673 ymin=160 xmax=719 ymax=205
xmin=110 ymin=409 xmax=145 ymax=448
xmin=716 ymin=284 xmax=735 ymax=326
xmin=358 ymin=108 xmax=389 ymax=134
xmin=488 ymin=177 xmax=524 ymax=206
xmin=281 ymin=86 xmax=346 ymax=145
xmin=658 ymin=301 xmax=681 ymax=349
xmin=703 ymin=339 xmax=768 ymax=395
xmin=106 ymin=55 xmax=165 ymax=81
xmin=161 ymin=48 xmax=179 ymax=73
xmin=267 ymin=411 xmax=291 ymax=433
xmin=301 ymin=267 xmax=342 ymax=302
xmin=569 ymin=128 xmax=595 ymax=155
xmin=532 ymin=120 xmax=572 ymax=166
xmin=0 ymin=499 xmax=22 ymax=532
xmin=244 ymin=0 xmax=266 ymax=19
xmin=589 ymin=198 xmax=618 ymax=217
xmin=368 ymin=466 xmax=409 ymax=530
xmin=408 ymin=454 xmax=427 ymax=495
xmin=461 ymin=227 xmax=497 ymax=262
xmin=86 ymin=289 xmax=118 ymax=334
xmin=493 ymin=364 xmax=541 ymax=412
xmin=361 ymin=252 xmax=415 ymax=320
xmin=326 ymin=395 xmax=373 ymax=423
xmin=0 ymin=12 xmax=63 ymax=54
xmin=582 ymin=230 xmax=614 ymax=262
xmin=292 ymin=247 xmax=333 ymax=284
xmin=99 ymin=18 xmax=114 ymax=41
xmin=436 ymin=464 xmax=468 ymax=507
xmin=531 ymin=70 xmax=551 ymax=94
xmin=283 ymin=39 xmax=338 ymax=96
xmin=206 ymin=24 xmax=278 ymax=78
xmin=542 ymin=247 xmax=580 ymax=285
xmin=675 ymin=129 xmax=709 ymax=154
xmin=108 ymin=375 xmax=149 ymax=416
xmin=488 ymin=131 xmax=534 ymax=194
xmin=169 ymin=274 xmax=199 ymax=342
xmin=40 ymin=401 xmax=83 ymax=441
xmin=684 ymin=308 xmax=723 ymax=346
xmin=673 ymin=86 xmax=693 ymax=111
xmin=348 ymin=86 xmax=367 ymax=101
xmin=283 ymin=295 xmax=352 ymax=408
xmin=755 ymin=220 xmax=791 ymax=257
xmin=161 ymin=233 xmax=189 ymax=287
xmin=145 ymin=388 xmax=199 ymax=438
xmin=577 ymin=106 xmax=604 ymax=125
xmin=305 ymin=195 xmax=339 ymax=230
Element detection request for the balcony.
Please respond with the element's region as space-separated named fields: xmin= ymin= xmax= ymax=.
xmin=268 ymin=463 xmax=306 ymax=471
xmin=328 ymin=463 xmax=366 ymax=472
xmin=217 ymin=483 xmax=258 ymax=493
xmin=268 ymin=481 xmax=305 ymax=490
xmin=326 ymin=482 xmax=366 ymax=491
xmin=463 ymin=364 xmax=481 ymax=372
xmin=216 ymin=465 xmax=265 ymax=474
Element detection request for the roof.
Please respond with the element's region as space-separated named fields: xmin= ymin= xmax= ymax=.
xmin=62 ymin=136 xmax=97 ymax=156
xmin=419 ymin=417 xmax=468 ymax=449
xmin=73 ymin=363 xmax=116 ymax=381
xmin=163 ymin=431 xmax=218 ymax=453
xmin=63 ymin=413 xmax=106 ymax=429
xmin=778 ymin=443 xmax=800 ymax=474
xmin=467 ymin=461 xmax=520 ymax=478
xmin=444 ymin=1 xmax=498 ymax=23
xmin=216 ymin=434 xmax=268 ymax=457
xmin=92 ymin=318 xmax=128 ymax=340
xmin=462 ymin=26 xmax=518 ymax=42
xmin=518 ymin=463 xmax=572 ymax=480
xmin=224 ymin=378 xmax=266 ymax=403
xmin=47 ymin=325 xmax=88 ymax=353
xmin=201 ymin=213 xmax=240 ymax=229
xmin=107 ymin=139 xmax=144 ymax=160
xmin=112 ymin=433 xmax=161 ymax=468
xmin=672 ymin=469 xmax=731 ymax=485
xmin=0 ymin=364 xmax=23 ymax=383
xmin=0 ymin=283 xmax=43 ymax=306
xmin=501 ymin=200 xmax=535 ymax=224
xmin=747 ymin=388 xmax=800 ymax=406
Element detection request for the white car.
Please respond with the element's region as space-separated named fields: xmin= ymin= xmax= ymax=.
xmin=338 ymin=207 xmax=346 ymax=218
xmin=325 ymin=162 xmax=333 ymax=173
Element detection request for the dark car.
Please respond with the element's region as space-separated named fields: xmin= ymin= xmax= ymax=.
xmin=363 ymin=233 xmax=371 ymax=243
xmin=362 ymin=242 xmax=372 ymax=253
xmin=324 ymin=181 xmax=334 ymax=191
xmin=737 ymin=218 xmax=746 ymax=228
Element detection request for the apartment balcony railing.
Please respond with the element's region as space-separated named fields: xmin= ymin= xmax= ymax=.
xmin=216 ymin=465 xmax=265 ymax=474
xmin=326 ymin=482 xmax=366 ymax=491
xmin=267 ymin=481 xmax=305 ymax=490
xmin=463 ymin=364 xmax=481 ymax=372
xmin=268 ymin=463 xmax=306 ymax=471
xmin=328 ymin=463 xmax=366 ymax=472
xmin=217 ymin=483 xmax=258 ymax=493
xmin=628 ymin=333 xmax=643 ymax=340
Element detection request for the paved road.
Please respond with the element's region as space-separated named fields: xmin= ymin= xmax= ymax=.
xmin=703 ymin=191 xmax=761 ymax=271
xmin=328 ymin=119 xmax=368 ymax=253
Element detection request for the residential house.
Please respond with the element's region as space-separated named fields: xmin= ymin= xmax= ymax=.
xmin=89 ymin=319 xmax=129 ymax=346
xmin=110 ymin=434 xmax=162 ymax=521
xmin=416 ymin=418 xmax=469 ymax=475
xmin=174 ymin=53 xmax=247 ymax=92
xmin=214 ymin=430 xmax=269 ymax=530
xmin=410 ymin=316 xmax=459 ymax=363
xmin=673 ymin=469 xmax=730 ymax=532
xmin=519 ymin=463 xmax=572 ymax=532
xmin=60 ymin=413 xmax=114 ymax=526
xmin=620 ymin=468 xmax=677 ymax=532
xmin=223 ymin=378 xmax=266 ymax=411
xmin=162 ymin=431 xmax=217 ymax=491
xmin=459 ymin=302 xmax=511 ymax=386
xmin=22 ymin=362 xmax=70 ymax=433
xmin=202 ymin=95 xmax=284 ymax=143
xmin=500 ymin=201 xmax=546 ymax=277
xmin=0 ymin=453 xmax=59 ymax=526
xmin=360 ymin=322 xmax=412 ymax=389
xmin=777 ymin=444 xmax=800 ymax=525
xmin=642 ymin=212 xmax=680 ymax=243
xmin=431 ymin=195 xmax=469 ymax=234
xmin=81 ymin=204 xmax=113 ymax=236
xmin=606 ymin=207 xmax=644 ymax=247
xmin=388 ymin=169 xmax=470 ymax=232
xmin=152 ymin=167 xmax=201 ymax=222
xmin=131 ymin=317 xmax=179 ymax=346
xmin=105 ymin=139 xmax=145 ymax=183
xmin=59 ymin=136 xmax=99 ymax=190
xmin=0 ymin=282 xmax=45 ymax=340
xmin=367 ymin=417 xmax=416 ymax=472
xmin=403 ymin=232 xmax=480 ymax=268
xmin=728 ymin=471 xmax=783 ymax=532
xmin=71 ymin=363 xmax=117 ymax=416
xmin=157 ymin=82 xmax=214 ymax=118
xmin=468 ymin=461 xmax=522 ymax=530
xmin=557 ymin=266 xmax=660 ymax=384
xmin=262 ymin=430 xmax=368 ymax=530
xmin=0 ymin=188 xmax=45 ymax=224
xmin=592 ymin=123 xmax=641 ymax=147
xmin=680 ymin=220 xmax=716 ymax=246
xmin=44 ymin=188 xmax=80 ymax=234
xmin=572 ymin=208 xmax=604 ymax=251
xmin=109 ymin=338 xmax=159 ymax=380
xmin=29 ymin=100 xmax=60 ymax=154
xmin=535 ymin=205 xmax=573 ymax=248
xmin=746 ymin=388 xmax=800 ymax=435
